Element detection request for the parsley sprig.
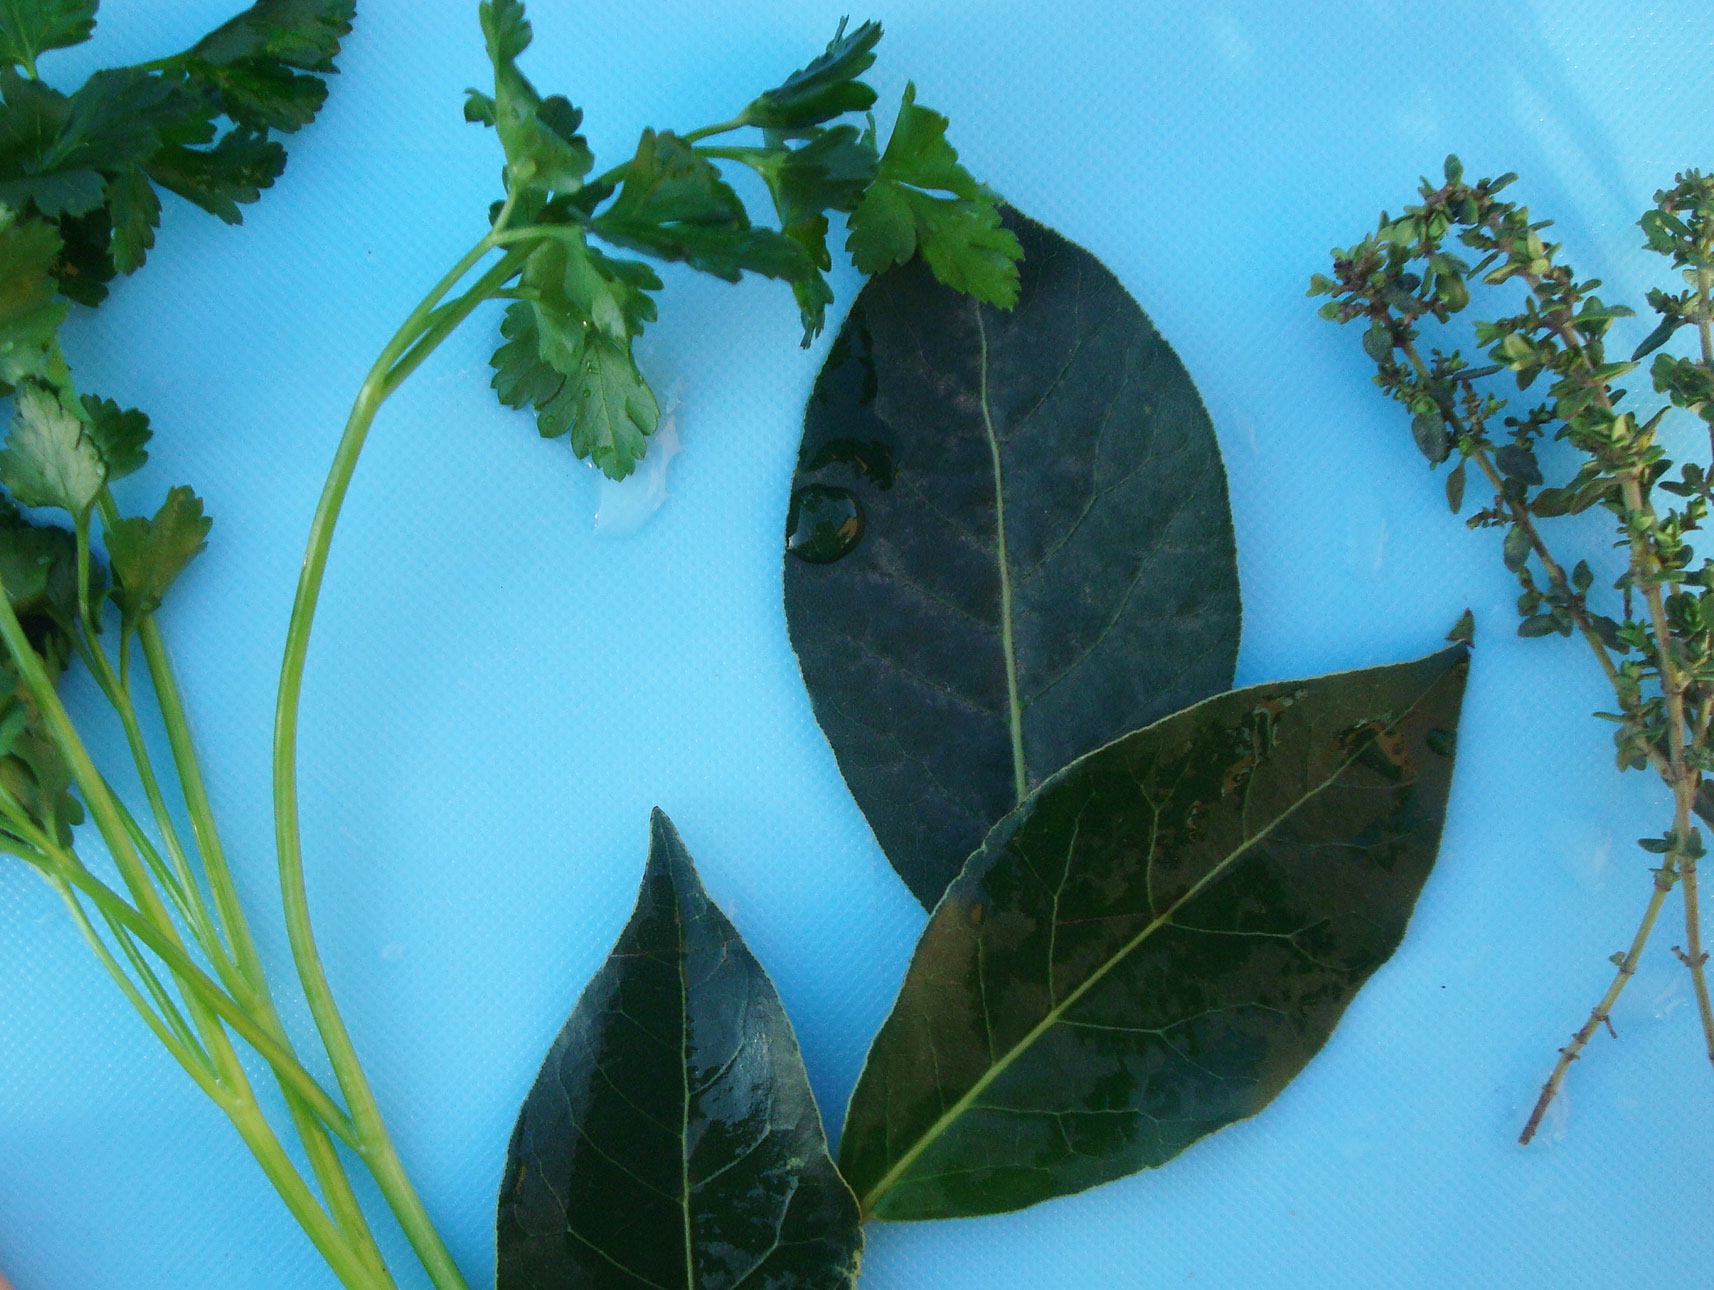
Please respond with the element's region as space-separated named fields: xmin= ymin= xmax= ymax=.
xmin=0 ymin=0 xmax=355 ymax=301
xmin=0 ymin=4 xmax=1022 ymax=1289
xmin=466 ymin=1 xmax=1020 ymax=478
xmin=0 ymin=7 xmax=432 ymax=1290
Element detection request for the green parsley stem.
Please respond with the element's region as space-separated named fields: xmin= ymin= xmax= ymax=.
xmin=0 ymin=584 xmax=360 ymax=1138
xmin=681 ymin=113 xmax=752 ymax=143
xmin=83 ymin=484 xmax=398 ymax=1283
xmin=53 ymin=871 xmax=221 ymax=1080
xmin=91 ymin=637 xmax=236 ymax=978
xmin=270 ymin=208 xmax=533 ymax=1290
xmin=0 ymin=823 xmax=385 ymax=1290
xmin=1 ymin=833 xmax=224 ymax=1093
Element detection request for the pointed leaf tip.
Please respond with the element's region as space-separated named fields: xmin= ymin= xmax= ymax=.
xmin=499 ymin=819 xmax=861 ymax=1289
xmin=839 ymin=644 xmax=1469 ymax=1220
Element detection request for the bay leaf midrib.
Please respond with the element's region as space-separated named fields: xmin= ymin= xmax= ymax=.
xmin=673 ymin=866 xmax=695 ymax=1290
xmin=855 ymin=666 xmax=1456 ymax=1216
xmin=976 ymin=302 xmax=1027 ymax=804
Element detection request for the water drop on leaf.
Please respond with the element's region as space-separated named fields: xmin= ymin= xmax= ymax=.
xmin=786 ymin=484 xmax=864 ymax=563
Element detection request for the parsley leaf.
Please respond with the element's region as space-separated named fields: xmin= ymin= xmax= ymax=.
xmin=0 ymin=496 xmax=78 ymax=630
xmin=0 ymin=381 xmax=104 ymax=517
xmin=105 ymin=164 xmax=160 ymax=272
xmin=187 ymin=0 xmax=351 ymax=68
xmin=106 ymin=484 xmax=210 ymax=628
xmin=846 ymin=83 xmax=1022 ymax=307
xmin=490 ymin=233 xmax=661 ymax=479
xmin=595 ymin=130 xmax=811 ymax=283
xmin=475 ymin=0 xmax=592 ymax=197
xmin=743 ymin=18 xmax=881 ymax=133
xmin=0 ymin=209 xmax=68 ymax=391
xmin=147 ymin=124 xmax=285 ymax=224
xmin=748 ymin=124 xmax=878 ymax=341
xmin=79 ymin=393 xmax=149 ymax=479
xmin=0 ymin=1 xmax=98 ymax=77
xmin=0 ymin=705 xmax=81 ymax=842
xmin=0 ymin=69 xmax=110 ymax=218
xmin=0 ymin=497 xmax=86 ymax=842
xmin=0 ymin=0 xmax=353 ymax=300
xmin=474 ymin=5 xmax=1019 ymax=475
xmin=175 ymin=0 xmax=356 ymax=133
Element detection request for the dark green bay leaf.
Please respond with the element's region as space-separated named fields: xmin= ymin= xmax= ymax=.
xmin=783 ymin=208 xmax=1241 ymax=907
xmin=497 ymin=810 xmax=861 ymax=1290
xmin=839 ymin=645 xmax=1469 ymax=1221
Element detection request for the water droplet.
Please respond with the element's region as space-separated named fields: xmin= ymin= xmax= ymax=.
xmin=786 ymin=484 xmax=864 ymax=563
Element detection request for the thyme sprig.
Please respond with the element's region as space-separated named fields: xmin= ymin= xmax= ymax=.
xmin=1313 ymin=158 xmax=1714 ymax=1140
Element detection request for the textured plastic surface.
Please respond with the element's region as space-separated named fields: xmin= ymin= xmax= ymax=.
xmin=1 ymin=1 xmax=1711 ymax=1287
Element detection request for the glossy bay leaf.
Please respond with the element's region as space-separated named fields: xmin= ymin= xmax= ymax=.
xmin=497 ymin=810 xmax=861 ymax=1290
xmin=839 ymin=644 xmax=1469 ymax=1221
xmin=783 ymin=208 xmax=1241 ymax=907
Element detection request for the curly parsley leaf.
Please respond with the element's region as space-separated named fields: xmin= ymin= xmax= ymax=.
xmin=847 ymin=83 xmax=1021 ymax=307
xmin=490 ymin=232 xmax=661 ymax=480
xmin=78 ymin=393 xmax=149 ymax=479
xmin=106 ymin=484 xmax=210 ymax=628
xmin=743 ymin=17 xmax=881 ymax=133
xmin=475 ymin=0 xmax=592 ymax=196
xmin=0 ymin=381 xmax=104 ymax=517
xmin=0 ymin=1 xmax=98 ymax=77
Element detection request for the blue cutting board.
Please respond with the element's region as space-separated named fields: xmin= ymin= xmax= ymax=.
xmin=1 ymin=1 xmax=1710 ymax=1286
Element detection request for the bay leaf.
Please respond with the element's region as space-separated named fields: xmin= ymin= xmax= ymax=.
xmin=783 ymin=207 xmax=1241 ymax=907
xmin=497 ymin=810 xmax=861 ymax=1290
xmin=838 ymin=645 xmax=1469 ymax=1221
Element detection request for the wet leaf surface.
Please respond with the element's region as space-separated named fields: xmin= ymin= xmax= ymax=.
xmin=784 ymin=208 xmax=1241 ymax=906
xmin=838 ymin=645 xmax=1469 ymax=1221
xmin=497 ymin=810 xmax=861 ymax=1290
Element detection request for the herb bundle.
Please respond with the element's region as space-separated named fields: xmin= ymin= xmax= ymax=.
xmin=0 ymin=1 xmax=1021 ymax=1285
xmin=1 ymin=2 xmax=1483 ymax=1286
xmin=1314 ymin=157 xmax=1714 ymax=1139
